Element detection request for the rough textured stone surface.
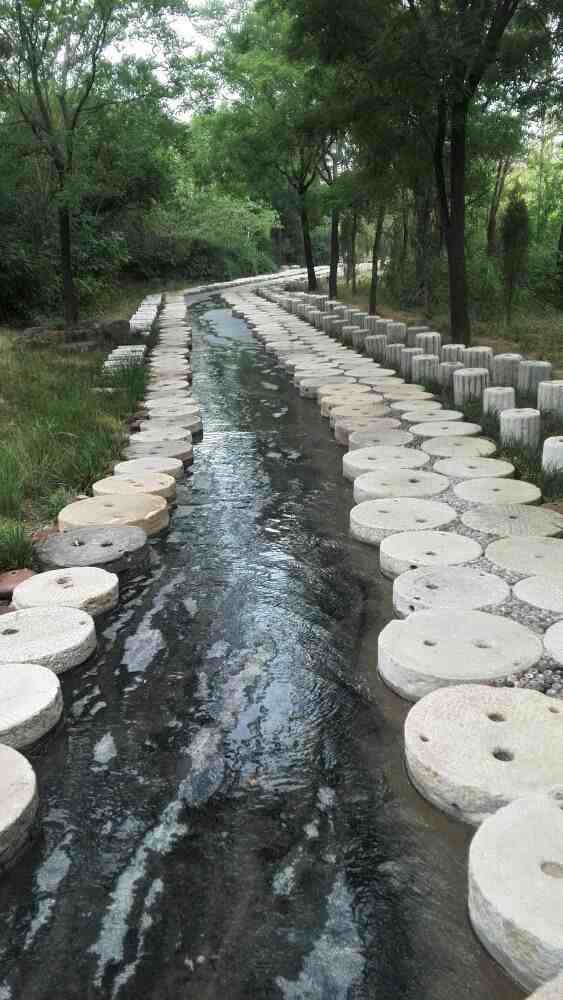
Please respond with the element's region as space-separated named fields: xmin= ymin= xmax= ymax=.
xmin=500 ymin=408 xmax=541 ymax=450
xmin=411 ymin=354 xmax=440 ymax=385
xmin=390 ymin=399 xmax=442 ymax=414
xmin=538 ymin=380 xmax=563 ymax=419
xmin=123 ymin=440 xmax=193 ymax=464
xmin=0 ymin=745 xmax=38 ymax=868
xmin=353 ymin=468 xmax=449 ymax=503
xmin=114 ymin=456 xmax=184 ymax=480
xmin=462 ymin=504 xmax=563 ymax=538
xmin=393 ymin=565 xmax=509 ymax=617
xmin=486 ymin=536 xmax=563 ymax=578
xmin=492 ymin=353 xmax=522 ymax=387
xmin=453 ymin=368 xmax=490 ymax=407
xmin=379 ymin=530 xmax=483 ymax=579
xmin=0 ymin=607 xmax=96 ymax=674
xmin=543 ymin=621 xmax=563 ymax=666
xmin=0 ymin=570 xmax=35 ymax=601
xmin=343 ymin=446 xmax=429 ymax=481
xmin=469 ymin=788 xmax=563 ymax=990
xmin=347 ymin=429 xmax=415 ymax=450
xmin=406 ymin=686 xmax=563 ymax=825
xmin=377 ymin=610 xmax=542 ymax=701
xmin=0 ymin=663 xmax=63 ymax=748
xmin=350 ymin=498 xmax=457 ymax=546
xmin=13 ymin=567 xmax=119 ymax=617
xmin=454 ymin=477 xmax=541 ymax=506
xmin=463 ymin=346 xmax=493 ymax=371
xmin=483 ymin=387 xmax=516 ymax=417
xmin=402 ymin=408 xmax=461 ymax=424
xmin=411 ymin=420 xmax=482 ymax=439
xmin=421 ymin=436 xmax=497 ymax=458
xmin=514 ymin=576 xmax=563 ymax=614
xmin=35 ymin=526 xmax=149 ymax=576
xmin=93 ymin=472 xmax=176 ymax=501
xmin=526 ymin=973 xmax=563 ymax=999
xmin=438 ymin=361 xmax=464 ymax=389
xmin=518 ymin=360 xmax=553 ymax=398
xmin=58 ymin=494 xmax=169 ymax=537
xmin=542 ymin=436 xmax=563 ymax=473
xmin=433 ymin=457 xmax=514 ymax=479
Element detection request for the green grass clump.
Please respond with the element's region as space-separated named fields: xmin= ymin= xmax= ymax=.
xmin=0 ymin=519 xmax=33 ymax=570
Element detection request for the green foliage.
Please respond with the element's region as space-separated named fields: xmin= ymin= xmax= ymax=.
xmin=0 ymin=520 xmax=34 ymax=572
xmin=501 ymin=187 xmax=530 ymax=318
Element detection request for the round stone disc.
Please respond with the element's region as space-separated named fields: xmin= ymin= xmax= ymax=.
xmin=114 ymin=457 xmax=183 ymax=481
xmin=527 ymin=974 xmax=563 ymax=999
xmin=411 ymin=421 xmax=481 ymax=438
xmin=402 ymin=409 xmax=462 ymax=424
xmin=123 ymin=441 xmax=193 ymax=464
xmin=469 ymin=787 xmax=563 ymax=990
xmin=381 ymin=388 xmax=434 ymax=400
xmin=0 ymin=663 xmax=63 ymax=748
xmin=377 ymin=609 xmax=542 ymax=701
xmin=0 ymin=607 xmax=97 ymax=674
xmin=434 ymin=457 xmax=514 ymax=479
xmin=35 ymin=526 xmax=148 ymax=575
xmin=379 ymin=530 xmax=483 ymax=579
xmin=329 ymin=402 xmax=386 ymax=427
xmin=543 ymin=620 xmax=563 ymax=666
xmin=406 ymin=686 xmax=563 ymax=827
xmin=13 ymin=567 xmax=119 ymax=617
xmin=347 ymin=429 xmax=414 ymax=450
xmin=58 ymin=494 xmax=169 ymax=537
xmin=343 ymin=446 xmax=429 ymax=481
xmin=454 ymin=478 xmax=541 ymax=506
xmin=462 ymin=504 xmax=563 ymax=538
xmin=353 ymin=468 xmax=449 ymax=503
xmin=133 ymin=419 xmax=201 ymax=442
xmin=486 ymin=536 xmax=563 ymax=578
xmin=393 ymin=564 xmax=509 ymax=617
xmin=350 ymin=498 xmax=457 ymax=546
xmin=514 ymin=576 xmax=563 ymax=614
xmin=390 ymin=400 xmax=443 ymax=414
xmin=0 ymin=745 xmax=38 ymax=868
xmin=422 ymin=436 xmax=497 ymax=458
xmin=93 ymin=472 xmax=176 ymax=501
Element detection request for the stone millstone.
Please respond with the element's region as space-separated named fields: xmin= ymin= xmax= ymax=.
xmin=390 ymin=399 xmax=442 ymax=414
xmin=514 ymin=576 xmax=563 ymax=614
xmin=347 ymin=429 xmax=414 ymax=450
xmin=433 ymin=457 xmax=515 ymax=479
xmin=0 ymin=662 xmax=63 ymax=748
xmin=35 ymin=526 xmax=149 ymax=576
xmin=0 ymin=607 xmax=96 ymax=674
xmin=454 ymin=477 xmax=541 ymax=506
xmin=543 ymin=620 xmax=563 ymax=666
xmin=406 ymin=686 xmax=563 ymax=826
xmin=350 ymin=498 xmax=457 ymax=546
xmin=486 ymin=536 xmax=563 ymax=579
xmin=343 ymin=446 xmax=429 ymax=481
xmin=393 ymin=565 xmax=510 ymax=617
xmin=114 ymin=456 xmax=183 ymax=481
xmin=379 ymin=530 xmax=483 ymax=579
xmin=462 ymin=504 xmax=563 ymax=538
xmin=93 ymin=472 xmax=176 ymax=501
xmin=353 ymin=468 xmax=449 ymax=503
xmin=0 ymin=745 xmax=38 ymax=868
xmin=58 ymin=494 xmax=169 ymax=537
xmin=402 ymin=409 xmax=462 ymax=425
xmin=526 ymin=974 xmax=563 ymax=999
xmin=469 ymin=787 xmax=563 ymax=991
xmin=13 ymin=567 xmax=119 ymax=617
xmin=123 ymin=440 xmax=193 ymax=465
xmin=421 ymin=436 xmax=497 ymax=459
xmin=133 ymin=418 xmax=201 ymax=442
xmin=377 ymin=609 xmax=542 ymax=702
xmin=411 ymin=420 xmax=481 ymax=439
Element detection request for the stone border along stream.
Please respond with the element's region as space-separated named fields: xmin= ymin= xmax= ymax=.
xmin=223 ymin=281 xmax=563 ymax=998
xmin=0 ymin=291 xmax=200 ymax=875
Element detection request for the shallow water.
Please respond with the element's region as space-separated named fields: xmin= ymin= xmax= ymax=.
xmin=0 ymin=297 xmax=523 ymax=1000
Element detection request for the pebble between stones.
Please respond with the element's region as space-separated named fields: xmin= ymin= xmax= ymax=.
xmin=0 ymin=606 xmax=96 ymax=674
xmin=0 ymin=745 xmax=38 ymax=868
xmin=353 ymin=468 xmax=449 ymax=503
xmin=58 ymin=494 xmax=169 ymax=537
xmin=462 ymin=505 xmax=563 ymax=537
xmin=379 ymin=530 xmax=483 ymax=579
xmin=13 ymin=567 xmax=119 ymax=617
xmin=350 ymin=498 xmax=458 ymax=546
xmin=486 ymin=536 xmax=563 ymax=578
xmin=93 ymin=472 xmax=176 ymax=501
xmin=0 ymin=663 xmax=63 ymax=748
xmin=393 ymin=565 xmax=510 ymax=617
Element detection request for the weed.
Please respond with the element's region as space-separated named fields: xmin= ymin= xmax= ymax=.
xmin=0 ymin=519 xmax=33 ymax=570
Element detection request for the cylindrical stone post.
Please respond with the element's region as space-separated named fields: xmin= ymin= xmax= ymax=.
xmin=342 ymin=325 xmax=358 ymax=346
xmin=441 ymin=344 xmax=466 ymax=363
xmin=483 ymin=386 xmax=516 ymax=416
xmin=500 ymin=408 xmax=541 ymax=449
xmin=322 ymin=315 xmax=335 ymax=335
xmin=406 ymin=326 xmax=430 ymax=347
xmin=463 ymin=346 xmax=493 ymax=371
xmin=385 ymin=343 xmax=404 ymax=371
xmin=352 ymin=328 xmax=366 ymax=350
xmin=365 ymin=316 xmax=379 ymax=333
xmin=416 ymin=332 xmax=441 ymax=355
xmin=412 ymin=354 xmax=440 ymax=387
xmin=364 ymin=336 xmax=378 ymax=359
xmin=371 ymin=334 xmax=387 ymax=362
xmin=518 ymin=360 xmax=553 ymax=400
xmin=542 ymin=436 xmax=563 ymax=473
xmin=375 ymin=320 xmax=389 ymax=337
xmin=438 ymin=361 xmax=463 ymax=389
xmin=331 ymin=319 xmax=345 ymax=341
xmin=387 ymin=322 xmax=407 ymax=345
xmin=538 ymin=380 xmax=563 ymax=419
xmin=400 ymin=347 xmax=423 ymax=381
xmin=492 ymin=353 xmax=522 ymax=387
xmin=453 ymin=367 xmax=490 ymax=408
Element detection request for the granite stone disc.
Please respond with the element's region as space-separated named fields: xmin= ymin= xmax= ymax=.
xmin=462 ymin=505 xmax=563 ymax=538
xmin=411 ymin=421 xmax=481 ymax=439
xmin=454 ymin=478 xmax=541 ymax=506
xmin=353 ymin=468 xmax=449 ymax=503
xmin=486 ymin=536 xmax=563 ymax=578
xmin=0 ymin=663 xmax=63 ymax=749
xmin=114 ymin=457 xmax=183 ymax=481
xmin=13 ymin=567 xmax=119 ymax=617
xmin=379 ymin=530 xmax=483 ymax=579
xmin=394 ymin=565 xmax=510 ymax=617
xmin=58 ymin=494 xmax=169 ymax=537
xmin=123 ymin=440 xmax=193 ymax=464
xmin=390 ymin=400 xmax=443 ymax=414
xmin=35 ymin=526 xmax=149 ymax=575
xmin=93 ymin=472 xmax=176 ymax=501
xmin=347 ymin=429 xmax=414 ymax=450
xmin=343 ymin=446 xmax=429 ymax=481
xmin=0 ymin=607 xmax=97 ymax=674
xmin=421 ymin=436 xmax=497 ymax=458
xmin=433 ymin=457 xmax=514 ymax=479
xmin=0 ymin=745 xmax=38 ymax=868
xmin=543 ymin=620 xmax=563 ymax=666
xmin=350 ymin=498 xmax=457 ymax=546
xmin=402 ymin=409 xmax=462 ymax=424
xmin=513 ymin=576 xmax=563 ymax=614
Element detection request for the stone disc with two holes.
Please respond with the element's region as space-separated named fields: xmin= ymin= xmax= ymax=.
xmin=433 ymin=457 xmax=515 ymax=479
xmin=393 ymin=565 xmax=510 ymax=617
xmin=0 ymin=663 xmax=63 ymax=748
xmin=93 ymin=472 xmax=176 ymax=501
xmin=12 ymin=567 xmax=119 ymax=617
xmin=114 ymin=456 xmax=183 ymax=481
xmin=379 ymin=530 xmax=483 ymax=579
xmin=411 ymin=420 xmax=482 ymax=439
xmin=454 ymin=478 xmax=541 ymax=506
xmin=406 ymin=686 xmax=563 ymax=827
xmin=0 ymin=745 xmax=38 ymax=868
xmin=0 ymin=607 xmax=96 ymax=674
xmin=58 ymin=494 xmax=169 ymax=537
xmin=514 ymin=577 xmax=563 ymax=615
xmin=35 ymin=526 xmax=149 ymax=576
xmin=422 ymin=436 xmax=497 ymax=458
xmin=343 ymin=446 xmax=428 ymax=482
xmin=347 ymin=429 xmax=414 ymax=450
xmin=486 ymin=536 xmax=563 ymax=579
xmin=469 ymin=787 xmax=563 ymax=990
xmin=462 ymin=505 xmax=563 ymax=538
xmin=377 ymin=609 xmax=542 ymax=702
xmin=350 ymin=498 xmax=457 ymax=546
xmin=353 ymin=468 xmax=449 ymax=504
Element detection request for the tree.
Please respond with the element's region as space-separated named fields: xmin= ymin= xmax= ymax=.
xmin=501 ymin=186 xmax=530 ymax=319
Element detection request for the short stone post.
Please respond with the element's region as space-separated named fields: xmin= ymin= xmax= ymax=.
xmin=441 ymin=344 xmax=466 ymax=363
xmin=385 ymin=343 xmax=404 ymax=370
xmin=406 ymin=326 xmax=430 ymax=347
xmin=400 ymin=347 xmax=423 ymax=381
xmin=365 ymin=316 xmax=380 ymax=333
xmin=331 ymin=319 xmax=345 ymax=341
xmin=371 ymin=334 xmax=388 ymax=362
xmin=375 ymin=320 xmax=389 ymax=337
xmin=416 ymin=332 xmax=441 ymax=355
xmin=352 ymin=328 xmax=366 ymax=350
xmin=463 ymin=346 xmax=493 ymax=371
xmin=483 ymin=386 xmax=516 ymax=416
xmin=518 ymin=360 xmax=553 ymax=400
xmin=387 ymin=322 xmax=407 ymax=345
xmin=542 ymin=436 xmax=563 ymax=473
xmin=438 ymin=361 xmax=463 ymax=389
xmin=500 ymin=408 xmax=541 ymax=449
xmin=342 ymin=324 xmax=358 ymax=346
xmin=453 ymin=368 xmax=490 ymax=407
xmin=322 ymin=315 xmax=335 ymax=335
xmin=538 ymin=380 xmax=563 ymax=419
xmin=412 ymin=354 xmax=440 ymax=387
xmin=492 ymin=353 xmax=522 ymax=387
xmin=364 ymin=336 xmax=378 ymax=359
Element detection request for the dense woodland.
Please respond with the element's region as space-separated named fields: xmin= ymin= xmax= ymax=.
xmin=0 ymin=1 xmax=562 ymax=346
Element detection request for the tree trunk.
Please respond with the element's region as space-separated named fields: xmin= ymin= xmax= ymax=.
xmin=58 ymin=203 xmax=79 ymax=326
xmin=487 ymin=157 xmax=510 ymax=257
xmin=414 ymin=184 xmax=433 ymax=312
xmin=434 ymin=97 xmax=471 ymax=346
xmin=369 ymin=203 xmax=386 ymax=315
xmin=558 ymin=219 xmax=563 ymax=304
xmin=329 ymin=208 xmax=339 ymax=299
xmin=351 ymin=212 xmax=358 ymax=294
xmin=300 ymin=198 xmax=317 ymax=292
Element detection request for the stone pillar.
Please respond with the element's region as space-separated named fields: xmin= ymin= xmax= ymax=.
xmin=364 ymin=336 xmax=378 ymax=359
xmin=385 ymin=343 xmax=404 ymax=370
xmin=375 ymin=320 xmax=389 ymax=337
xmin=518 ymin=360 xmax=553 ymax=399
xmin=387 ymin=322 xmax=407 ymax=345
xmin=542 ymin=436 xmax=563 ymax=472
xmin=400 ymin=347 xmax=423 ymax=381
xmin=441 ymin=343 xmax=466 ymax=363
xmin=500 ymin=408 xmax=541 ymax=449
xmin=365 ymin=316 xmax=380 ymax=332
xmin=371 ymin=334 xmax=388 ymax=362
xmin=483 ymin=386 xmax=516 ymax=416
xmin=406 ymin=325 xmax=430 ymax=347
xmin=352 ymin=328 xmax=366 ymax=350
xmin=322 ymin=315 xmax=335 ymax=335
xmin=491 ymin=353 xmax=522 ymax=387
xmin=331 ymin=319 xmax=345 ymax=341
xmin=538 ymin=380 xmax=563 ymax=419
xmin=342 ymin=325 xmax=358 ymax=345
xmin=438 ymin=361 xmax=463 ymax=389
xmin=416 ymin=332 xmax=442 ymax=355
xmin=453 ymin=367 xmax=490 ymax=407
xmin=463 ymin=346 xmax=493 ymax=371
xmin=412 ymin=354 xmax=440 ymax=386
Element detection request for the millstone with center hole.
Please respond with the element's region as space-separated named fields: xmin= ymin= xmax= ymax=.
xmin=133 ymin=418 xmax=201 ymax=441
xmin=433 ymin=457 xmax=515 ymax=479
xmin=93 ymin=472 xmax=176 ymax=501
xmin=526 ymin=973 xmax=563 ymax=999
xmin=123 ymin=440 xmax=193 ymax=464
xmin=462 ymin=504 xmax=563 ymax=537
xmin=114 ymin=456 xmax=183 ymax=480
xmin=0 ymin=663 xmax=63 ymax=748
xmin=0 ymin=745 xmax=38 ymax=868
xmin=513 ymin=576 xmax=563 ymax=614
xmin=486 ymin=536 xmax=563 ymax=578
xmin=543 ymin=620 xmax=563 ymax=666
xmin=377 ymin=609 xmax=542 ymax=701
xmin=0 ymin=607 xmax=96 ymax=674
xmin=379 ymin=530 xmax=483 ymax=579
xmin=13 ymin=567 xmax=119 ymax=616
xmin=422 ymin=436 xmax=497 ymax=458
xmin=454 ymin=477 xmax=541 ymax=506
xmin=402 ymin=408 xmax=462 ymax=424
xmin=347 ymin=428 xmax=414 ymax=450
xmin=343 ymin=445 xmax=429 ymax=481
xmin=406 ymin=686 xmax=563 ymax=826
xmin=353 ymin=468 xmax=449 ymax=503
xmin=468 ymin=787 xmax=563 ymax=990
xmin=393 ymin=565 xmax=510 ymax=617
xmin=58 ymin=494 xmax=169 ymax=537
xmin=411 ymin=420 xmax=482 ymax=438
xmin=35 ymin=526 xmax=149 ymax=575
xmin=390 ymin=399 xmax=443 ymax=413
xmin=350 ymin=498 xmax=457 ymax=546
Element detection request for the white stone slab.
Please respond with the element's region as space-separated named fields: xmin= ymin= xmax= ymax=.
xmin=0 ymin=745 xmax=38 ymax=867
xmin=389 ymin=400 xmax=443 ymax=413
xmin=347 ymin=429 xmax=414 ymax=450
xmin=354 ymin=468 xmax=449 ymax=503
xmin=343 ymin=446 xmax=429 ymax=481
xmin=433 ymin=457 xmax=515 ymax=479
xmin=543 ymin=621 xmax=563 ymax=666
xmin=394 ymin=565 xmax=509 ymax=617
xmin=13 ymin=567 xmax=119 ymax=617
xmin=93 ymin=472 xmax=176 ymax=501
xmin=350 ymin=498 xmax=457 ymax=546
xmin=58 ymin=494 xmax=169 ymax=537
xmin=462 ymin=504 xmax=563 ymax=537
xmin=380 ymin=530 xmax=483 ymax=579
xmin=114 ymin=457 xmax=183 ymax=480
xmin=133 ymin=425 xmax=198 ymax=444
xmin=514 ymin=576 xmax=563 ymax=614
xmin=454 ymin=478 xmax=541 ymax=506
xmin=123 ymin=441 xmax=193 ymax=464
xmin=486 ymin=536 xmax=563 ymax=578
xmin=422 ymin=436 xmax=497 ymax=458
xmin=0 ymin=663 xmax=63 ymax=748
xmin=0 ymin=607 xmax=96 ymax=674
xmin=411 ymin=420 xmax=482 ymax=439
xmin=402 ymin=409 xmax=462 ymax=424
xmin=469 ymin=787 xmax=563 ymax=990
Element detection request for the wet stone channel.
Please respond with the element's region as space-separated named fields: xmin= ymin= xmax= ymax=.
xmin=0 ymin=296 xmax=523 ymax=1000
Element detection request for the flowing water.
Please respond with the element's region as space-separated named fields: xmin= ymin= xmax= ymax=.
xmin=0 ymin=295 xmax=523 ymax=1000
